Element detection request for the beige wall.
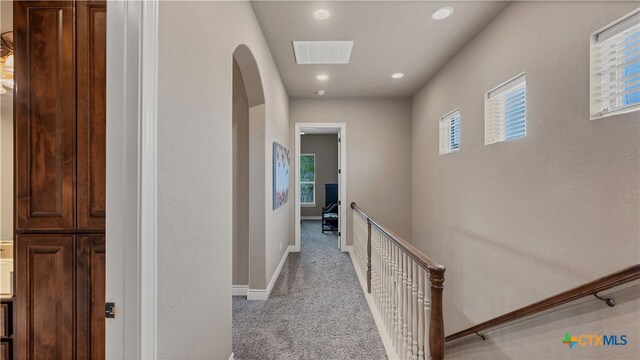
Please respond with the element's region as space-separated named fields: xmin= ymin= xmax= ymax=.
xmin=300 ymin=134 xmax=339 ymax=217
xmin=290 ymin=98 xmax=413 ymax=245
xmin=232 ymin=59 xmax=249 ymax=286
xmin=157 ymin=1 xmax=289 ymax=358
xmin=0 ymin=92 xmax=11 ymax=242
xmin=411 ymin=2 xmax=639 ymax=359
xmin=0 ymin=0 xmax=12 ymax=242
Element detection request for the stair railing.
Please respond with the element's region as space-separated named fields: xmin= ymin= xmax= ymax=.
xmin=351 ymin=202 xmax=446 ymax=360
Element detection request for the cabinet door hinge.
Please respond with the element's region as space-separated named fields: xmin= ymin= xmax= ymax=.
xmin=105 ymin=302 xmax=116 ymax=318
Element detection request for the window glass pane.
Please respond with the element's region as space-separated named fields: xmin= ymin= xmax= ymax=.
xmin=300 ymin=155 xmax=315 ymax=182
xmin=301 ymin=183 xmax=314 ymax=203
xmin=451 ymin=114 xmax=460 ymax=151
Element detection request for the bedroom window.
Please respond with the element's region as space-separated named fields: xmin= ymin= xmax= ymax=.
xmin=300 ymin=154 xmax=315 ymax=205
xmin=485 ymin=73 xmax=527 ymax=145
xmin=590 ymin=9 xmax=640 ymax=119
xmin=439 ymin=109 xmax=461 ymax=155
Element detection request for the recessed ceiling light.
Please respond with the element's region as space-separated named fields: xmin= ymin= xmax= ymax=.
xmin=300 ymin=132 xmax=306 ymax=135
xmin=391 ymin=73 xmax=405 ymax=79
xmin=431 ymin=6 xmax=454 ymax=20
xmin=314 ymin=8 xmax=331 ymax=20
xmin=316 ymin=74 xmax=329 ymax=81
xmin=316 ymin=90 xmax=326 ymax=96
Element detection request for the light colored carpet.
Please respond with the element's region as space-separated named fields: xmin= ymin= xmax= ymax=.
xmin=232 ymin=220 xmax=387 ymax=360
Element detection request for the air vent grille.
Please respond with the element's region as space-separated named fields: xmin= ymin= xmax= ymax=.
xmin=293 ymin=41 xmax=354 ymax=64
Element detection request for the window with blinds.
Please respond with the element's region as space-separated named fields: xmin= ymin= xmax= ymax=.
xmin=590 ymin=10 xmax=640 ymax=119
xmin=485 ymin=73 xmax=526 ymax=145
xmin=439 ymin=109 xmax=461 ymax=155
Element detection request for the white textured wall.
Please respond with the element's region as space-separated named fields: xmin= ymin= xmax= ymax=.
xmin=289 ymin=98 xmax=413 ymax=245
xmin=157 ymin=1 xmax=289 ymax=358
xmin=411 ymin=2 xmax=639 ymax=359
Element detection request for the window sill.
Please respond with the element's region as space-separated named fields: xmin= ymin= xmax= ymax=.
xmin=301 ymin=203 xmax=316 ymax=208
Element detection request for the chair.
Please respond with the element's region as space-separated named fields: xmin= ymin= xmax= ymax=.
xmin=322 ymin=184 xmax=339 ymax=233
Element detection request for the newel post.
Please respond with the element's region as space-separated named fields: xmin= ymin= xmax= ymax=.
xmin=366 ymin=218 xmax=372 ymax=293
xmin=428 ymin=265 xmax=446 ymax=360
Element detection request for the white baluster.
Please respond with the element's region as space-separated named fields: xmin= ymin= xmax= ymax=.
xmin=385 ymin=238 xmax=393 ymax=336
xmin=396 ymin=248 xmax=401 ymax=357
xmin=411 ymin=261 xmax=418 ymax=360
xmin=417 ymin=268 xmax=425 ymax=360
xmin=406 ymin=257 xmax=414 ymax=360
xmin=424 ymin=268 xmax=430 ymax=360
xmin=400 ymin=251 xmax=407 ymax=359
xmin=391 ymin=245 xmax=398 ymax=350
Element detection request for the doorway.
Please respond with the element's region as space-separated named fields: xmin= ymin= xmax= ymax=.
xmin=294 ymin=123 xmax=347 ymax=252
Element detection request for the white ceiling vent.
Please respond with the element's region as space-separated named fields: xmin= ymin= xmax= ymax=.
xmin=293 ymin=41 xmax=354 ymax=64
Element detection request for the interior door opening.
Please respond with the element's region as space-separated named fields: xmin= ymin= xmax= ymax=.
xmin=294 ymin=123 xmax=347 ymax=252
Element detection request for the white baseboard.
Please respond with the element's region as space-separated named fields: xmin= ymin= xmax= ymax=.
xmin=228 ymin=352 xmax=234 ymax=360
xmin=232 ymin=285 xmax=248 ymax=296
xmin=347 ymin=248 xmax=399 ymax=360
xmin=343 ymin=245 xmax=353 ymax=253
xmin=301 ymin=216 xmax=322 ymax=220
xmin=247 ymin=245 xmax=294 ymax=300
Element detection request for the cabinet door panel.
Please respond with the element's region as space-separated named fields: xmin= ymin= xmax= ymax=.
xmin=14 ymin=1 xmax=76 ymax=231
xmin=77 ymin=235 xmax=105 ymax=360
xmin=15 ymin=236 xmax=74 ymax=360
xmin=77 ymin=0 xmax=107 ymax=230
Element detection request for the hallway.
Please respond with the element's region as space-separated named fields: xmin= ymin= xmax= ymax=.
xmin=232 ymin=221 xmax=387 ymax=360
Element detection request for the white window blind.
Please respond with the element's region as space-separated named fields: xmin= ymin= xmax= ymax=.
xmin=439 ymin=109 xmax=461 ymax=155
xmin=590 ymin=10 xmax=640 ymax=119
xmin=485 ymin=73 xmax=526 ymax=145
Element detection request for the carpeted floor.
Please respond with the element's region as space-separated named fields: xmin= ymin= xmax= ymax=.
xmin=233 ymin=220 xmax=387 ymax=360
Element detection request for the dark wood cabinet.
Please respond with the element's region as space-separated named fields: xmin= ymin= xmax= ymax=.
xmin=14 ymin=1 xmax=76 ymax=231
xmin=15 ymin=236 xmax=75 ymax=360
xmin=0 ymin=299 xmax=11 ymax=360
xmin=77 ymin=1 xmax=107 ymax=231
xmin=76 ymin=236 xmax=105 ymax=360
xmin=13 ymin=1 xmax=107 ymax=359
xmin=1 ymin=339 xmax=11 ymax=360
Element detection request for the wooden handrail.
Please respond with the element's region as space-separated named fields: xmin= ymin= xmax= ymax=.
xmin=351 ymin=202 xmax=446 ymax=360
xmin=351 ymin=202 xmax=443 ymax=271
xmin=446 ymin=264 xmax=640 ymax=342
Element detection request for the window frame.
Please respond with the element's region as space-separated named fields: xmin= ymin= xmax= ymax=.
xmin=589 ymin=9 xmax=640 ymax=120
xmin=299 ymin=153 xmax=316 ymax=206
xmin=439 ymin=108 xmax=461 ymax=155
xmin=484 ymin=72 xmax=527 ymax=145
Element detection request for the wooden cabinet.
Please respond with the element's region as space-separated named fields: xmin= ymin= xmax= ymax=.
xmin=0 ymin=302 xmax=7 ymax=337
xmin=0 ymin=299 xmax=11 ymax=360
xmin=13 ymin=1 xmax=107 ymax=359
xmin=1 ymin=340 xmax=11 ymax=360
xmin=77 ymin=1 xmax=107 ymax=230
xmin=76 ymin=236 xmax=105 ymax=360
xmin=14 ymin=1 xmax=76 ymax=231
xmin=15 ymin=236 xmax=75 ymax=360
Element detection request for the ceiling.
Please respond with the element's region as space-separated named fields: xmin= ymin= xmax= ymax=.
xmin=251 ymin=1 xmax=510 ymax=98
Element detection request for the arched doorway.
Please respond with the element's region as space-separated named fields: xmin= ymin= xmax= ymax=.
xmin=232 ymin=45 xmax=266 ymax=297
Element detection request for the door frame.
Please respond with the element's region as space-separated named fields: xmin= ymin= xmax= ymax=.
xmin=294 ymin=123 xmax=347 ymax=252
xmin=106 ymin=0 xmax=158 ymax=358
